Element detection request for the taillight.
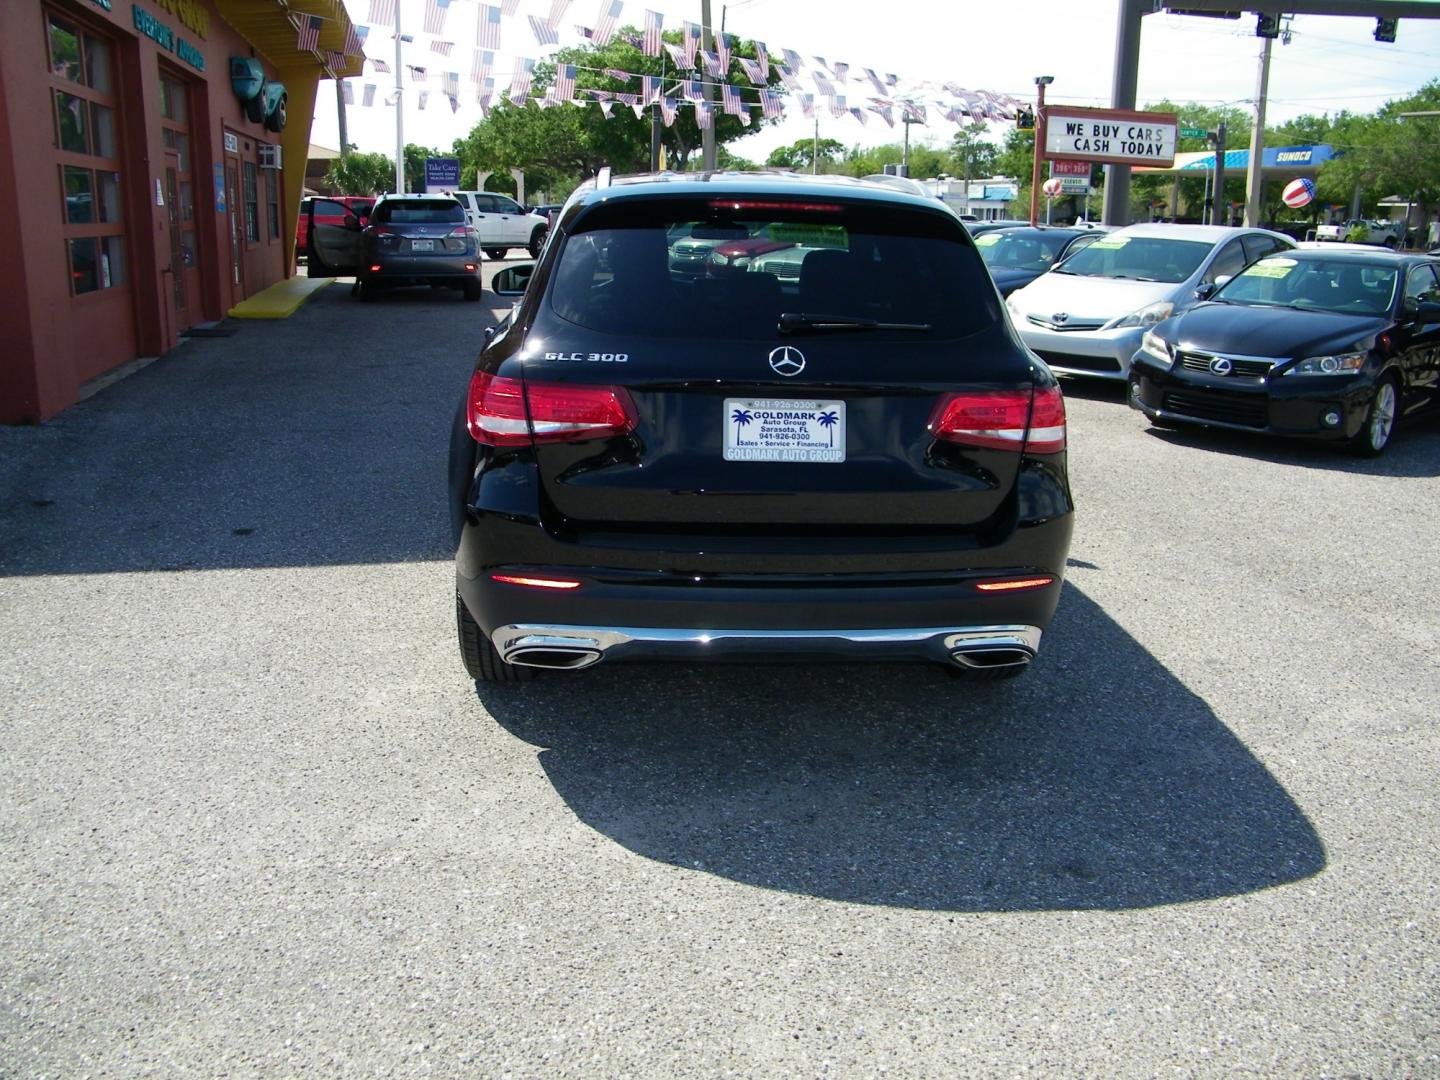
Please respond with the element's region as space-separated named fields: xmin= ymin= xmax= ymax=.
xmin=490 ymin=574 xmax=581 ymax=590
xmin=467 ymin=372 xmax=530 ymax=445
xmin=927 ymin=386 xmax=1066 ymax=454
xmin=466 ymin=371 xmax=637 ymax=446
xmin=449 ymin=226 xmax=469 ymax=238
xmin=976 ymin=576 xmax=1055 ymax=592
xmin=1024 ymin=385 xmax=1067 ymax=454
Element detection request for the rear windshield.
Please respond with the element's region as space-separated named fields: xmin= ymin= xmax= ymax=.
xmin=974 ymin=229 xmax=1076 ymax=271
xmin=371 ymin=199 xmax=464 ymax=225
xmin=546 ymin=199 xmax=999 ymax=340
xmin=1216 ymin=256 xmax=1398 ymax=315
xmin=1055 ymin=234 xmax=1212 ymax=283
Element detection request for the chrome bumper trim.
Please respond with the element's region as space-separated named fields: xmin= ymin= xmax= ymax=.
xmin=491 ymin=623 xmax=1043 ymax=668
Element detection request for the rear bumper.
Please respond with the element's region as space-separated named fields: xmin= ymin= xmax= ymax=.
xmin=362 ymin=255 xmax=480 ymax=283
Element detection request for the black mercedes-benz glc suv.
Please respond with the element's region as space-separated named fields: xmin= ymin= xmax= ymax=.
xmin=448 ymin=172 xmax=1073 ymax=682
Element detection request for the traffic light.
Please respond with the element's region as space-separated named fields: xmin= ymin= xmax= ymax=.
xmin=1256 ymin=13 xmax=1280 ymax=39
xmin=1016 ymin=108 xmax=1034 ymax=131
xmin=1374 ymin=18 xmax=1398 ymax=43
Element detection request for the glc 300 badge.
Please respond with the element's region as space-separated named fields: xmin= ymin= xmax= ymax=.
xmin=769 ymin=346 xmax=806 ymax=377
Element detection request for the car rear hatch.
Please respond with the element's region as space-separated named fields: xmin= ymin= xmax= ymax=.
xmin=476 ymin=195 xmax=1057 ymax=533
xmin=368 ymin=198 xmax=470 ymax=258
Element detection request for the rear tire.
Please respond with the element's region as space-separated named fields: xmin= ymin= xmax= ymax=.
xmin=457 ymin=593 xmax=534 ymax=683
xmin=462 ymin=280 xmax=482 ymax=302
xmin=528 ymin=227 xmax=547 ymax=259
xmin=1349 ymin=376 xmax=1397 ymax=457
xmin=484 ymin=248 xmax=509 ymax=260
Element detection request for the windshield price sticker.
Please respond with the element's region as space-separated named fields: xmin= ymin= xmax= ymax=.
xmin=973 ymin=233 xmax=1002 ymax=247
xmin=724 ymin=399 xmax=846 ymax=463
xmin=1247 ymin=259 xmax=1296 ymax=279
xmin=1089 ymin=236 xmax=1131 ymax=250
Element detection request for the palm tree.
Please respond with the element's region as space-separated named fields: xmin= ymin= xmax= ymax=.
xmin=731 ymin=408 xmax=753 ymax=443
xmin=817 ymin=410 xmax=839 ymax=447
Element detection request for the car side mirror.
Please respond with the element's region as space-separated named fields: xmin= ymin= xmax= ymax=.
xmin=1194 ymin=281 xmax=1219 ymax=301
xmin=1411 ymin=300 xmax=1440 ymax=324
xmin=342 ymin=213 xmax=360 ymax=230
xmin=492 ymin=263 xmax=535 ymax=296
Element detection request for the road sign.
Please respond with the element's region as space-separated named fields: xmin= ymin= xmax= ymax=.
xmin=1044 ymin=106 xmax=1179 ymax=168
xmin=1050 ymin=159 xmax=1092 ymax=177
xmin=1180 ymin=126 xmax=1207 ymax=138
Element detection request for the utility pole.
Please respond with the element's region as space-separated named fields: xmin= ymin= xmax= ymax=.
xmin=812 ymin=114 xmax=819 ymax=174
xmin=700 ymin=0 xmax=717 ymax=170
xmin=393 ymin=0 xmax=404 ymax=193
xmin=1028 ymin=75 xmax=1053 ymax=227
xmin=901 ymin=115 xmax=914 ymax=176
xmin=650 ymin=48 xmax=666 ymax=171
xmin=336 ymin=78 xmax=349 ymax=160
xmin=1209 ymin=121 xmax=1227 ymax=226
xmin=1243 ymin=35 xmax=1273 ymax=227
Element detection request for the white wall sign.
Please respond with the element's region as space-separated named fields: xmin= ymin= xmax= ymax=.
xmin=1044 ymin=107 xmax=1177 ymax=168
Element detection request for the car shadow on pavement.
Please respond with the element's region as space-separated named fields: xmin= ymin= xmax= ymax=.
xmin=1140 ymin=414 xmax=1440 ymax=478
xmin=477 ymin=583 xmax=1325 ymax=913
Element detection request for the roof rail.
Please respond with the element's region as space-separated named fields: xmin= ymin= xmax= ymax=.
xmin=859 ymin=173 xmax=932 ymax=198
xmin=596 ymin=166 xmax=612 ymax=189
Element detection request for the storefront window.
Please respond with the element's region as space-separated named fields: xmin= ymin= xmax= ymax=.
xmin=244 ymin=162 xmax=259 ymax=243
xmin=265 ymin=167 xmax=280 ymax=240
xmin=48 ymin=9 xmax=124 ymax=296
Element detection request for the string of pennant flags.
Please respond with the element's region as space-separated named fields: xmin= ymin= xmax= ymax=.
xmin=318 ymin=0 xmax=1027 ymax=127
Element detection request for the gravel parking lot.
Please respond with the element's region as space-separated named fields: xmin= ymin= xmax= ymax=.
xmin=2 ymin=276 xmax=1437 ymax=1077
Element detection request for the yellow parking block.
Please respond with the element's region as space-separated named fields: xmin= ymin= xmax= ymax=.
xmin=228 ymin=276 xmax=333 ymax=319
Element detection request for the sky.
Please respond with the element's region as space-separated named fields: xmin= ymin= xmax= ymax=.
xmin=312 ymin=0 xmax=1440 ymax=173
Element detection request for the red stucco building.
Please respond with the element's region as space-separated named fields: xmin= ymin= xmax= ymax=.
xmin=0 ymin=0 xmax=359 ymax=423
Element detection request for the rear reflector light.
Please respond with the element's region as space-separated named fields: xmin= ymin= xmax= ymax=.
xmin=465 ymin=263 xmax=477 ymax=271
xmin=490 ymin=574 xmax=582 ymax=590
xmin=928 ymin=386 xmax=1066 ymax=454
xmin=449 ymin=227 xmax=469 ymax=238
xmin=368 ymin=264 xmax=382 ymax=272
xmin=466 ymin=371 xmax=637 ymax=446
xmin=976 ymin=576 xmax=1056 ymax=592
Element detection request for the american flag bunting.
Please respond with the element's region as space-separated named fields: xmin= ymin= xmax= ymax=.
xmin=344 ymin=23 xmax=368 ymax=57
xmin=663 ymin=42 xmax=692 ymax=70
xmin=716 ymin=32 xmax=734 ymax=74
xmin=753 ymin=41 xmax=768 ymax=70
xmin=641 ymin=74 xmax=661 ymax=105
xmin=547 ymin=0 xmax=572 ymax=30
xmin=782 ymin=49 xmax=802 ymax=71
xmin=592 ymin=0 xmax=623 ymax=46
xmin=502 ymin=0 xmax=519 ymax=14
xmin=659 ymin=96 xmax=677 ymax=125
xmin=681 ymin=79 xmax=702 ymax=102
xmin=863 ymin=68 xmax=886 ymax=96
xmin=695 ymin=100 xmax=713 ymax=130
xmin=477 ymin=4 xmax=502 ymax=49
xmin=643 ymin=10 xmax=662 ymax=55
xmin=721 ymin=84 xmax=744 ymax=116
xmin=342 ymin=80 xmax=354 ymax=104
xmin=799 ymin=93 xmax=814 ymax=118
xmin=507 ymin=57 xmax=534 ymax=104
xmin=443 ymin=71 xmax=459 ymax=97
xmin=370 ymin=57 xmax=391 ymax=73
xmin=603 ymin=67 xmax=631 ymax=83
xmin=418 ymin=90 xmax=429 ymax=110
xmin=849 ymin=106 xmax=866 ymax=125
xmin=813 ymin=72 xmax=835 ymax=97
xmin=830 ymin=94 xmax=847 ymax=118
xmin=759 ymin=89 xmax=782 ymax=118
xmin=552 ymin=63 xmax=577 ymax=100
xmin=698 ymin=49 xmax=721 ymax=77
xmin=832 ymin=61 xmax=848 ymax=82
xmin=407 ymin=65 xmax=428 ymax=81
xmin=368 ymin=0 xmax=395 ymax=25
xmin=431 ymin=40 xmax=454 ymax=56
xmin=423 ymin=0 xmax=447 ymax=36
xmin=326 ymin=51 xmax=346 ymax=71
xmin=296 ymin=15 xmax=322 ymax=51
xmin=471 ymin=49 xmax=493 ymax=82
xmin=737 ymin=57 xmax=766 ymax=85
xmin=362 ymin=83 xmax=377 ymax=106
xmin=775 ymin=65 xmax=800 ymax=91
xmin=682 ymin=21 xmax=701 ymax=64
xmin=528 ymin=15 xmax=559 ymax=46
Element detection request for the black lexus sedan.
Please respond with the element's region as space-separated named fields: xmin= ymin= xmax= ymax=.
xmin=1129 ymin=249 xmax=1440 ymax=456
xmin=447 ymin=173 xmax=1074 ymax=683
xmin=973 ymin=225 xmax=1110 ymax=297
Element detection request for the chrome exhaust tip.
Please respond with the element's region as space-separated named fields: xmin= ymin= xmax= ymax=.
xmin=949 ymin=646 xmax=1034 ymax=670
xmin=504 ymin=646 xmax=602 ymax=670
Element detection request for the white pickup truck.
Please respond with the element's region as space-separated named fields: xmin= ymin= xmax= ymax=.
xmin=1313 ymin=218 xmax=1404 ymax=247
xmin=446 ymin=191 xmax=550 ymax=259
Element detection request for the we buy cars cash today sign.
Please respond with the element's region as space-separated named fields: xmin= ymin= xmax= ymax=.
xmin=1044 ymin=106 xmax=1178 ymax=168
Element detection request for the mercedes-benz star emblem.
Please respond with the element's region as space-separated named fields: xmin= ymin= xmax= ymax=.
xmin=1209 ymin=356 xmax=1234 ymax=376
xmin=1051 ymin=312 xmax=1070 ymax=324
xmin=768 ymin=346 xmax=806 ymax=377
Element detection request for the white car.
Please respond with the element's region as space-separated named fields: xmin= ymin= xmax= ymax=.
xmin=1005 ymin=223 xmax=1294 ymax=380
xmin=446 ymin=191 xmax=550 ymax=260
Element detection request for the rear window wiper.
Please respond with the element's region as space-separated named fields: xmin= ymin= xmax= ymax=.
xmin=778 ymin=313 xmax=931 ymax=334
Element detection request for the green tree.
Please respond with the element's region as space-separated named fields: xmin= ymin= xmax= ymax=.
xmin=402 ymin=143 xmax=443 ymax=193
xmin=1320 ymin=81 xmax=1440 ymax=229
xmin=325 ymin=151 xmax=396 ymax=195
xmin=840 ymin=141 xmax=947 ymax=179
xmin=766 ymin=137 xmax=845 ymax=171
xmin=947 ymin=124 xmax=999 ymax=181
